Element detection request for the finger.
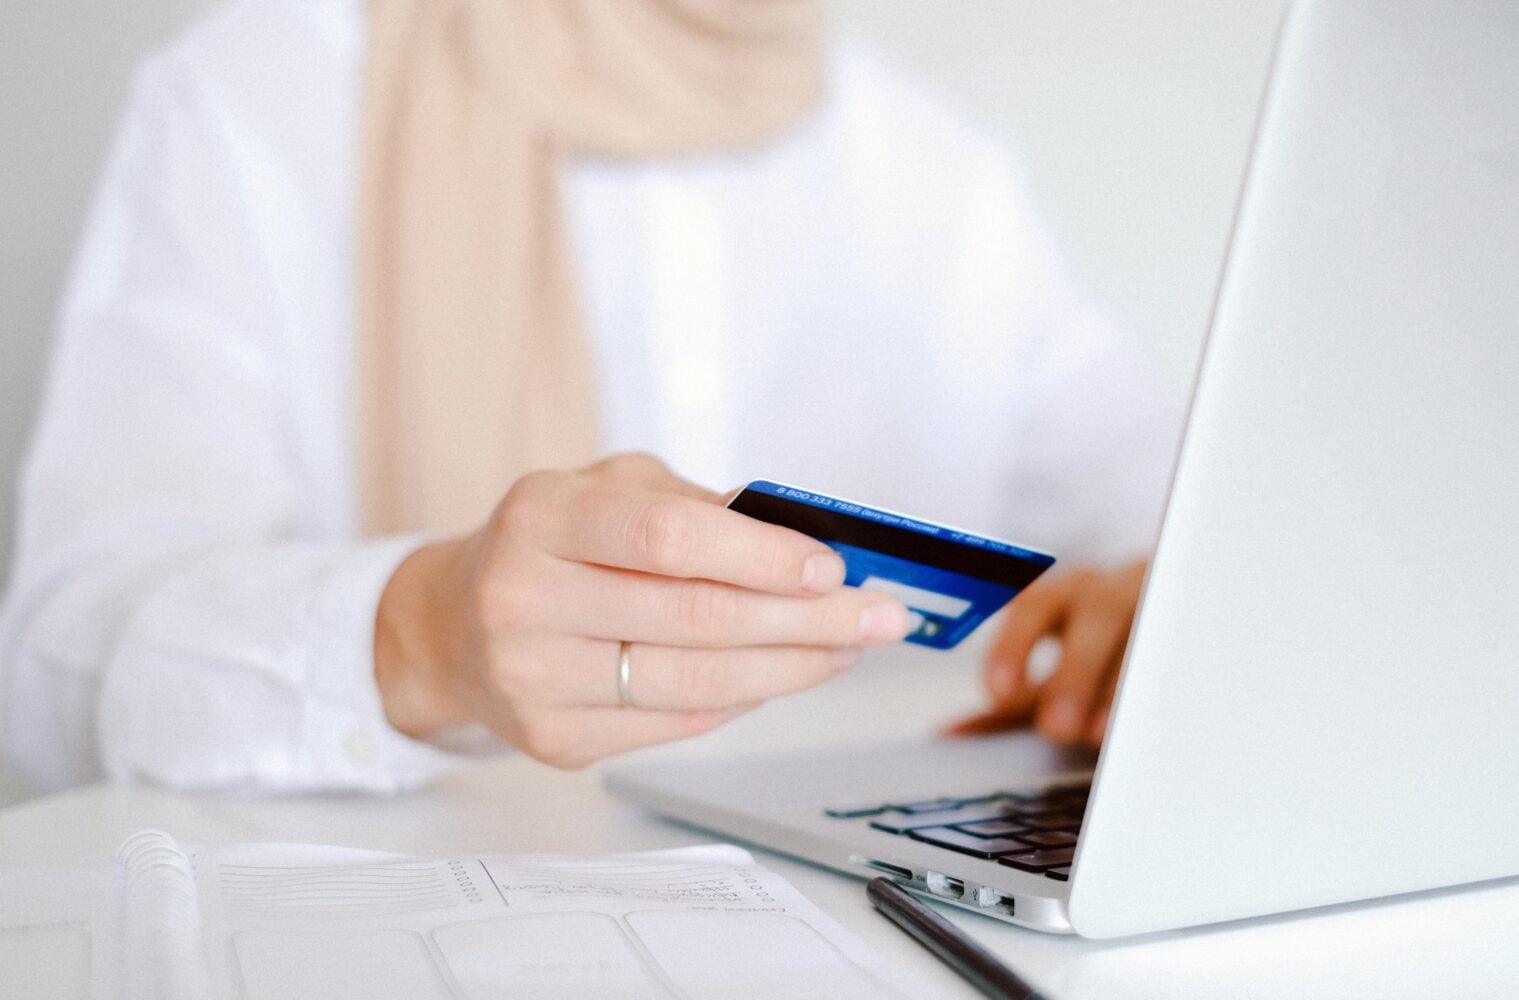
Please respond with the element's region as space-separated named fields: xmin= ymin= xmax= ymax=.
xmin=942 ymin=706 xmax=1036 ymax=737
xmin=569 ymin=640 xmax=861 ymax=711
xmin=516 ymin=704 xmax=756 ymax=769
xmin=1085 ymin=669 xmax=1122 ymax=747
xmin=580 ymin=452 xmax=721 ymax=503
xmin=541 ymin=481 xmax=849 ymax=596
xmin=983 ymin=577 xmax=1072 ymax=710
xmin=522 ymin=560 xmax=911 ymax=648
xmin=1034 ymin=603 xmax=1134 ymax=745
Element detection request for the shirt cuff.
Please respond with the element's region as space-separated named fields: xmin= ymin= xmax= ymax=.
xmin=299 ymin=535 xmax=503 ymax=792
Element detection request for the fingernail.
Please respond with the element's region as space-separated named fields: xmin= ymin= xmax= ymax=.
xmin=831 ymin=647 xmax=862 ymax=672
xmin=802 ymin=552 xmax=846 ymax=593
xmin=1040 ymin=699 xmax=1085 ymax=740
xmin=860 ymin=599 xmax=910 ymax=642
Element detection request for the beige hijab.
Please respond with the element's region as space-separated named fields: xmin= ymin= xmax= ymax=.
xmin=358 ymin=0 xmax=824 ymax=537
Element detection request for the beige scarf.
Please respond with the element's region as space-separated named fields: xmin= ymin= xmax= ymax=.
xmin=358 ymin=0 xmax=824 ymax=537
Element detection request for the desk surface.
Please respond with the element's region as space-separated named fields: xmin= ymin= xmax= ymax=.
xmin=4 ymin=644 xmax=1517 ymax=999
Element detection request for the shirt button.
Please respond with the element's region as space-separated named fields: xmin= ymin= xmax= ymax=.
xmin=342 ymin=731 xmax=376 ymax=767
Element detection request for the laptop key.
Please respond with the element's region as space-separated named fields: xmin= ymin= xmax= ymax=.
xmin=1045 ymin=866 xmax=1072 ymax=882
xmin=1019 ymin=813 xmax=1082 ymax=831
xmin=950 ymin=793 xmax=1005 ymax=807
xmin=824 ymin=804 xmax=888 ymax=819
xmin=1001 ymin=781 xmax=1091 ymax=804
xmin=908 ymin=827 xmax=1036 ymax=859
xmin=1009 ymin=799 xmax=1078 ymax=818
xmin=998 ymin=847 xmax=1077 ymax=872
xmin=1016 ymin=830 xmax=1079 ymax=848
xmin=868 ymin=800 xmax=1022 ymax=835
xmin=893 ymin=798 xmax=966 ymax=814
xmin=956 ymin=819 xmax=1031 ymax=838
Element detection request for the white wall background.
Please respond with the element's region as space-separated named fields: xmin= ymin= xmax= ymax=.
xmin=0 ymin=0 xmax=1287 ymax=807
xmin=0 ymin=0 xmax=208 ymax=808
xmin=835 ymin=0 xmax=1288 ymax=386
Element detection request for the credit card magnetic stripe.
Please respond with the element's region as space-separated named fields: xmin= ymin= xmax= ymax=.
xmin=726 ymin=485 xmax=1052 ymax=590
xmin=727 ymin=481 xmax=1055 ymax=649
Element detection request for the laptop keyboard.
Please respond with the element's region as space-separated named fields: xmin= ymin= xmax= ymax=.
xmin=825 ymin=781 xmax=1090 ymax=882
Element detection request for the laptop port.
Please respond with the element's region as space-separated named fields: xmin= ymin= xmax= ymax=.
xmin=974 ymin=886 xmax=1016 ymax=915
xmin=926 ymin=872 xmax=965 ymax=900
xmin=860 ymin=859 xmax=913 ymax=880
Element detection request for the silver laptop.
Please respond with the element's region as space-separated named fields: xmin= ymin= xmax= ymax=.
xmin=607 ymin=0 xmax=1519 ymax=937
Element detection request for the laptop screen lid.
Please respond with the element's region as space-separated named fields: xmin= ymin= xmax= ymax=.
xmin=1068 ymin=0 xmax=1519 ymax=937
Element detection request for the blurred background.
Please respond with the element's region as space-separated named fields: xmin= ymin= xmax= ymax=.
xmin=0 ymin=0 xmax=1288 ymax=806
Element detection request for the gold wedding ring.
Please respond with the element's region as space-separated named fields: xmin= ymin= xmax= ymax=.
xmin=617 ymin=640 xmax=636 ymax=708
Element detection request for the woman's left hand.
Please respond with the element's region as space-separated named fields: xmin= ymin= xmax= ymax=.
xmin=948 ymin=561 xmax=1147 ymax=749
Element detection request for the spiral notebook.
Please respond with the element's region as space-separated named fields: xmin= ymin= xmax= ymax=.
xmin=0 ymin=831 xmax=910 ymax=1000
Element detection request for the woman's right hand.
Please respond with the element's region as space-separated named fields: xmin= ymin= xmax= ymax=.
xmin=374 ymin=453 xmax=912 ymax=767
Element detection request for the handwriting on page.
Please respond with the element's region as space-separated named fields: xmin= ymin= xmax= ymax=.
xmin=484 ymin=856 xmax=776 ymax=906
xmin=211 ymin=847 xmax=905 ymax=1000
xmin=0 ymin=837 xmax=917 ymax=1000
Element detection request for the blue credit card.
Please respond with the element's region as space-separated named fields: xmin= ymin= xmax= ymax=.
xmin=727 ymin=481 xmax=1055 ymax=649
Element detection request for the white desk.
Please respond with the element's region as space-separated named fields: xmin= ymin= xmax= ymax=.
xmin=4 ymin=646 xmax=1517 ymax=999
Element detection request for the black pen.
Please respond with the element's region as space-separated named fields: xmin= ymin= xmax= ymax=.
xmin=867 ymin=877 xmax=1048 ymax=1000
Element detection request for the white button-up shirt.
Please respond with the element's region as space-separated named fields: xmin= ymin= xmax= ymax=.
xmin=0 ymin=0 xmax=1182 ymax=794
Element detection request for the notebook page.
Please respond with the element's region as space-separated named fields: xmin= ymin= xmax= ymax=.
xmin=0 ymin=829 xmax=207 ymax=1000
xmin=190 ymin=842 xmax=911 ymax=1000
xmin=0 ymin=866 xmax=105 ymax=1000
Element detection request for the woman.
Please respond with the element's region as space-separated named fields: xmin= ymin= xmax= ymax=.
xmin=0 ymin=0 xmax=1179 ymax=793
